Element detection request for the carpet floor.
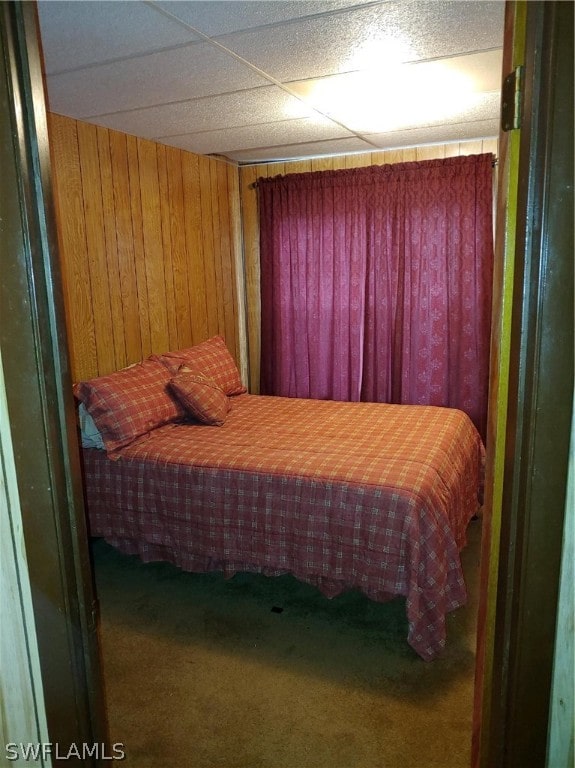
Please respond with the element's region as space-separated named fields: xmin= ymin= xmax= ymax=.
xmin=92 ymin=519 xmax=482 ymax=768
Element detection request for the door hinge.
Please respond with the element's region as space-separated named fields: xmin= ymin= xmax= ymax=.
xmin=501 ymin=65 xmax=524 ymax=131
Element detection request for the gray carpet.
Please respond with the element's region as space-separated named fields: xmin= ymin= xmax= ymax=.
xmin=92 ymin=519 xmax=481 ymax=768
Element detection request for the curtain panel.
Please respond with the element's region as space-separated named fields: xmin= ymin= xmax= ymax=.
xmin=258 ymin=154 xmax=494 ymax=439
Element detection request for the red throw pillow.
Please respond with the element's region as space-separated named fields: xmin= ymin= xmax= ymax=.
xmin=76 ymin=358 xmax=185 ymax=454
xmin=169 ymin=370 xmax=231 ymax=426
xmin=157 ymin=335 xmax=246 ymax=396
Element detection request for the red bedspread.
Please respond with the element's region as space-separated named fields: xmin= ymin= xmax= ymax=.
xmin=82 ymin=394 xmax=484 ymax=660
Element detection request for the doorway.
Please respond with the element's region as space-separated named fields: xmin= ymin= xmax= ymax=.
xmin=2 ymin=2 xmax=572 ymax=766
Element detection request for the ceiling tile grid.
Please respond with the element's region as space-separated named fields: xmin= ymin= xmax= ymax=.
xmin=227 ymin=136 xmax=376 ymax=164
xmin=207 ymin=1 xmax=505 ymax=82
xmin=38 ymin=0 xmax=505 ymax=164
xmin=154 ymin=0 xmax=376 ymax=38
xmin=366 ymin=118 xmax=501 ymax=150
xmin=47 ymin=41 xmax=271 ymax=117
xmin=157 ymin=113 xmax=355 ymax=155
xmin=39 ymin=0 xmax=200 ymax=74
xmin=87 ymin=86 xmax=314 ymax=139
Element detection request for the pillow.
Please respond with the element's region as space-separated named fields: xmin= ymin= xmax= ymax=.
xmin=78 ymin=402 xmax=105 ymax=450
xmin=169 ymin=370 xmax=231 ymax=426
xmin=157 ymin=335 xmax=246 ymax=396
xmin=75 ymin=358 xmax=185 ymax=454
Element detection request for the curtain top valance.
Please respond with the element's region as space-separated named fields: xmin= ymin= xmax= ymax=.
xmin=256 ymin=152 xmax=495 ymax=191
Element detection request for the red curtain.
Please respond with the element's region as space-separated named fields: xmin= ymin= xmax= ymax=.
xmin=258 ymin=154 xmax=494 ymax=439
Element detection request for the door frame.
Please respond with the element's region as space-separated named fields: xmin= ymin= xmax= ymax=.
xmin=2 ymin=1 xmax=572 ymax=765
xmin=0 ymin=2 xmax=108 ymax=759
xmin=474 ymin=2 xmax=573 ymax=766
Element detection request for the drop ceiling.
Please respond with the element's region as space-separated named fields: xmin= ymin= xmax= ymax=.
xmin=37 ymin=0 xmax=505 ymax=165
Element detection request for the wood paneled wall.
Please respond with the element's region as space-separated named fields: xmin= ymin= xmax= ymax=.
xmin=48 ymin=113 xmax=243 ymax=384
xmin=239 ymin=138 xmax=499 ymax=392
xmin=49 ymin=115 xmax=497 ymax=392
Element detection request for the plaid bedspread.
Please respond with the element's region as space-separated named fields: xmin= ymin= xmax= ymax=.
xmin=82 ymin=394 xmax=484 ymax=660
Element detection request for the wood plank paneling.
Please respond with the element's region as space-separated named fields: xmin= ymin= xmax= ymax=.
xmin=346 ymin=152 xmax=371 ymax=168
xmin=311 ymin=156 xmax=336 ymax=172
xmin=198 ymin=156 xmax=220 ymax=340
xmin=126 ymin=133 xmax=151 ymax=360
xmin=156 ymin=143 xmax=178 ymax=353
xmin=165 ymin=145 xmax=192 ymax=350
xmin=215 ymin=161 xmax=238 ymax=362
xmin=49 ymin=114 xmax=242 ymax=384
xmin=137 ymin=138 xmax=170 ymax=355
xmin=49 ymin=112 xmax=497 ymax=393
xmin=76 ymin=121 xmax=117 ymax=376
xmin=227 ymin=163 xmax=248 ymax=384
xmin=239 ymin=139 xmax=499 ymax=391
xmin=330 ymin=155 xmax=348 ymax=170
xmin=109 ymin=130 xmax=142 ymax=365
xmin=48 ymin=114 xmax=98 ymax=379
xmin=416 ymin=144 xmax=446 ymax=161
xmin=240 ymin=165 xmax=261 ymax=389
xmin=96 ymin=125 xmax=127 ymax=370
xmin=208 ymin=160 xmax=226 ymax=339
xmin=181 ymin=151 xmax=209 ymax=346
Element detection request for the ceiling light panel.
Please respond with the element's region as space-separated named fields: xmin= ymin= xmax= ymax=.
xmin=288 ymin=51 xmax=502 ymax=134
xmin=37 ymin=0 xmax=199 ymax=75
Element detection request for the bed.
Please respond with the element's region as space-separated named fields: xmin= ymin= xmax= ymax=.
xmin=77 ymin=335 xmax=484 ymax=661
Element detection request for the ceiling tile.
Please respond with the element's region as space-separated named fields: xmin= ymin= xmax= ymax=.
xmin=451 ymin=49 xmax=504 ymax=92
xmin=225 ymin=136 xmax=375 ymax=164
xmin=154 ymin=0 xmax=374 ymax=37
xmin=87 ymin=86 xmax=315 ymax=138
xmin=37 ymin=0 xmax=199 ymax=75
xmin=46 ymin=42 xmax=268 ymax=118
xmin=157 ymin=117 xmax=354 ymax=155
xmin=38 ymin=1 xmax=505 ymax=164
xmin=216 ymin=1 xmax=505 ymax=83
xmin=365 ymin=119 xmax=500 ymax=149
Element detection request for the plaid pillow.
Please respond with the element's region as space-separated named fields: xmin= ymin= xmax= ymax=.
xmin=76 ymin=358 xmax=185 ymax=454
xmin=157 ymin=335 xmax=246 ymax=396
xmin=169 ymin=370 xmax=231 ymax=426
